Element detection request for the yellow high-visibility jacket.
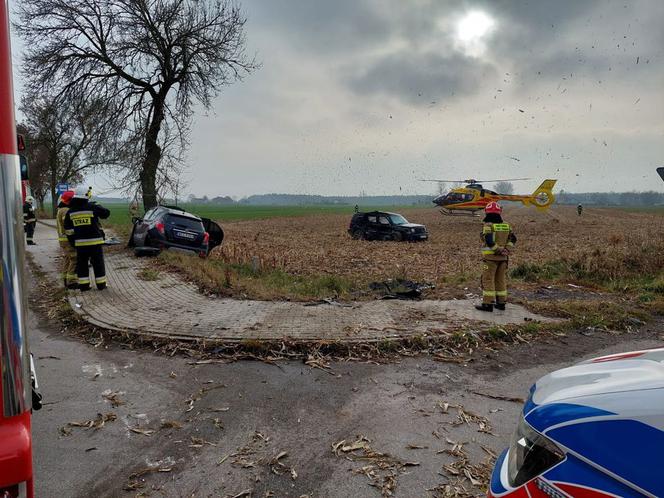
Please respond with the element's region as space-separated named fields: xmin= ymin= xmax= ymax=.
xmin=56 ymin=206 xmax=71 ymax=248
xmin=481 ymin=222 xmax=517 ymax=261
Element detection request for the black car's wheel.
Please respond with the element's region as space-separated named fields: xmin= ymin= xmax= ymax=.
xmin=392 ymin=232 xmax=404 ymax=242
xmin=351 ymin=228 xmax=365 ymax=240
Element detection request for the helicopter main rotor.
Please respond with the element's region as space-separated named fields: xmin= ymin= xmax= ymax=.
xmin=420 ymin=177 xmax=531 ymax=183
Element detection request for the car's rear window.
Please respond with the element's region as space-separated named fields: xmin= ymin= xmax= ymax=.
xmin=165 ymin=214 xmax=203 ymax=231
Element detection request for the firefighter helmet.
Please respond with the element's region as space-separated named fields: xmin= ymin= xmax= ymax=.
xmin=25 ymin=195 xmax=34 ymax=204
xmin=485 ymin=201 xmax=502 ymax=214
xmin=73 ymin=187 xmax=89 ymax=199
xmin=60 ymin=190 xmax=75 ymax=205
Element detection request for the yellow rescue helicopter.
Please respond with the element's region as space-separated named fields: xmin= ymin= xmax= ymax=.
xmin=421 ymin=178 xmax=557 ymax=215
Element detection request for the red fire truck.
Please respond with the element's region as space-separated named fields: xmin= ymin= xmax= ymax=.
xmin=1 ymin=0 xmax=35 ymax=495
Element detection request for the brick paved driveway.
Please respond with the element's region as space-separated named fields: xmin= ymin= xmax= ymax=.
xmin=31 ymin=221 xmax=554 ymax=343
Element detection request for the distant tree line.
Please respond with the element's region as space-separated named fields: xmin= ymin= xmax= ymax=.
xmin=182 ymin=191 xmax=664 ymax=207
xmin=184 ymin=194 xmax=433 ymax=206
xmin=557 ymin=191 xmax=664 ymax=206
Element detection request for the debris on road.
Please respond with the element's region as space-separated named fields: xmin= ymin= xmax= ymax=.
xmin=102 ymin=390 xmax=125 ymax=407
xmin=190 ymin=436 xmax=216 ymax=448
xmin=332 ymin=436 xmax=419 ymax=496
xmin=268 ymin=451 xmax=298 ymax=480
xmin=229 ymin=490 xmax=252 ymax=498
xmin=304 ymin=298 xmax=353 ymax=307
xmin=304 ymin=353 xmax=334 ymax=374
xmin=129 ymin=427 xmax=155 ymax=436
xmin=451 ymin=405 xmax=494 ymax=435
xmin=160 ymin=420 xmax=183 ymax=430
xmin=469 ymin=391 xmax=525 ymax=403
xmin=224 ymin=432 xmax=300 ymax=483
xmin=429 ymin=437 xmax=494 ymax=497
xmin=67 ymin=412 xmax=117 ymax=431
xmin=125 ymin=459 xmax=174 ymax=491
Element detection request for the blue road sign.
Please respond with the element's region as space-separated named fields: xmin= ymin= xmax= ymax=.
xmin=56 ymin=183 xmax=69 ymax=196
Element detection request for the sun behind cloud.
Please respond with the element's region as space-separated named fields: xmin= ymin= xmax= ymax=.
xmin=455 ymin=10 xmax=496 ymax=57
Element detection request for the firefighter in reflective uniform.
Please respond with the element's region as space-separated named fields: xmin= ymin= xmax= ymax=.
xmin=63 ymin=188 xmax=111 ymax=290
xmin=56 ymin=190 xmax=77 ymax=288
xmin=476 ymin=202 xmax=516 ymax=312
xmin=23 ymin=195 xmax=37 ymax=245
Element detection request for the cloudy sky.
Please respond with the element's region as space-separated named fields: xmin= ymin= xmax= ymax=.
xmin=12 ymin=0 xmax=664 ymax=197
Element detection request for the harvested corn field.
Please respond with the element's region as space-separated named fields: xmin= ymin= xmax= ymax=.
xmin=165 ymin=205 xmax=664 ymax=302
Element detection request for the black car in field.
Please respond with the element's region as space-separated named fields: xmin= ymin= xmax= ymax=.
xmin=348 ymin=211 xmax=428 ymax=241
xmin=129 ymin=205 xmax=224 ymax=257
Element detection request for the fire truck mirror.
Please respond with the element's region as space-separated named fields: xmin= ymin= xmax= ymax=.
xmin=19 ymin=155 xmax=29 ymax=180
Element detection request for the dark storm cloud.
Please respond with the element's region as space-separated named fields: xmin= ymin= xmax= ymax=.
xmin=483 ymin=0 xmax=601 ymax=32
xmin=249 ymin=0 xmax=392 ymax=52
xmin=248 ymin=0 xmax=640 ymax=105
xmin=348 ymin=51 xmax=497 ymax=104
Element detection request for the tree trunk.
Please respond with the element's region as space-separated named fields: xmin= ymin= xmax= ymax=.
xmin=49 ymin=158 xmax=57 ymax=218
xmin=36 ymin=193 xmax=45 ymax=211
xmin=140 ymin=97 xmax=165 ymax=211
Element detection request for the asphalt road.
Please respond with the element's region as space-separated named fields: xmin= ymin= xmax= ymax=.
xmin=29 ymin=290 xmax=663 ymax=498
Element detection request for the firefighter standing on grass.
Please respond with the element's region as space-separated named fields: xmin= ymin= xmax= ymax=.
xmin=476 ymin=202 xmax=516 ymax=312
xmin=63 ymin=188 xmax=111 ymax=291
xmin=56 ymin=190 xmax=77 ymax=288
xmin=23 ymin=195 xmax=37 ymax=245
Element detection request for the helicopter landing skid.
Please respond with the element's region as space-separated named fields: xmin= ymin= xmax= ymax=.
xmin=439 ymin=208 xmax=480 ymax=217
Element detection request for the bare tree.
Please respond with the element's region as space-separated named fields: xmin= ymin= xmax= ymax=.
xmin=436 ymin=181 xmax=447 ymax=196
xmin=494 ymin=181 xmax=514 ymax=195
xmin=16 ymin=0 xmax=257 ymax=211
xmin=20 ymin=94 xmax=122 ymax=216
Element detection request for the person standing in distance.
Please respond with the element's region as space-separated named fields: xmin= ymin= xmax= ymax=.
xmin=64 ymin=188 xmax=111 ymax=290
xmin=23 ymin=195 xmax=37 ymax=245
xmin=476 ymin=202 xmax=516 ymax=312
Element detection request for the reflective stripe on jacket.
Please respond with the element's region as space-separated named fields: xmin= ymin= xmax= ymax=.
xmin=481 ymin=222 xmax=516 ymax=261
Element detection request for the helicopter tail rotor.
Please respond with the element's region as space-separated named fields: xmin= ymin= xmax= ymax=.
xmin=528 ymin=179 xmax=557 ymax=210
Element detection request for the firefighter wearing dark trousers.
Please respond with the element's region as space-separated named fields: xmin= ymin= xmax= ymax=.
xmin=476 ymin=202 xmax=516 ymax=312
xmin=56 ymin=190 xmax=77 ymax=288
xmin=63 ymin=189 xmax=111 ymax=291
xmin=23 ymin=195 xmax=37 ymax=245
xmin=577 ymin=203 xmax=583 ymax=216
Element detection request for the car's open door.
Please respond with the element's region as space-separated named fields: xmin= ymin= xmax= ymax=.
xmin=202 ymin=218 xmax=224 ymax=252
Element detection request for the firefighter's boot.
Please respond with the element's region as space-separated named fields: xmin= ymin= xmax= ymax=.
xmin=475 ymin=303 xmax=493 ymax=312
xmin=494 ymin=303 xmax=506 ymax=311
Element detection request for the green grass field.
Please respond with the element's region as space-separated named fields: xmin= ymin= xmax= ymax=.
xmin=41 ymin=203 xmax=430 ymax=223
xmin=97 ymin=203 xmax=431 ymax=226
